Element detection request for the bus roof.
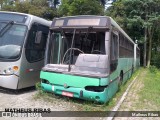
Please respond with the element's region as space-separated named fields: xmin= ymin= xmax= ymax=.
xmin=51 ymin=15 xmax=134 ymax=44
xmin=109 ymin=17 xmax=134 ymax=44
xmin=51 ymin=15 xmax=111 ymax=29
xmin=0 ymin=11 xmax=51 ymax=27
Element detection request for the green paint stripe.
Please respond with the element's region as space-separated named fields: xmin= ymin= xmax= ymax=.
xmin=40 ymin=71 xmax=100 ymax=88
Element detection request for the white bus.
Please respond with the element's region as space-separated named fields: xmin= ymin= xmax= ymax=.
xmin=0 ymin=11 xmax=51 ymax=90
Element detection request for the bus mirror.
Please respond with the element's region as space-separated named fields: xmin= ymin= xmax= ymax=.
xmin=35 ymin=31 xmax=42 ymax=44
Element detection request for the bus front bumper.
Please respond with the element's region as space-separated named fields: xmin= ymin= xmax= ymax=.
xmin=41 ymin=83 xmax=109 ymax=103
xmin=0 ymin=75 xmax=19 ymax=89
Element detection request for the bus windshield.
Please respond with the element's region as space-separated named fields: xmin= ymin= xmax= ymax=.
xmin=0 ymin=22 xmax=27 ymax=60
xmin=50 ymin=30 xmax=106 ymax=65
xmin=45 ymin=29 xmax=109 ymax=76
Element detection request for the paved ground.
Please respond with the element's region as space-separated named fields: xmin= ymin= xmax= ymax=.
xmin=0 ymin=88 xmax=102 ymax=120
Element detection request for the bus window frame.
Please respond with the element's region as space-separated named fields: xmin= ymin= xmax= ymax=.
xmin=25 ymin=22 xmax=49 ymax=63
xmin=110 ymin=31 xmax=119 ymax=73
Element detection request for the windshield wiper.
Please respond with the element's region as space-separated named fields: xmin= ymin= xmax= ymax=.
xmin=0 ymin=21 xmax=14 ymax=37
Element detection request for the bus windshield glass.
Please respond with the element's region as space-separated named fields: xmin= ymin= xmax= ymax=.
xmin=50 ymin=30 xmax=106 ymax=64
xmin=0 ymin=13 xmax=28 ymax=23
xmin=0 ymin=22 xmax=27 ymax=60
xmin=46 ymin=29 xmax=109 ymax=76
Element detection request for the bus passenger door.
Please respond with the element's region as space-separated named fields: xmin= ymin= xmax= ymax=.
xmin=108 ymin=32 xmax=119 ymax=99
xmin=18 ymin=23 xmax=49 ymax=89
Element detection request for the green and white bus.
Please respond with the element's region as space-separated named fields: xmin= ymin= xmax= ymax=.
xmin=40 ymin=15 xmax=140 ymax=103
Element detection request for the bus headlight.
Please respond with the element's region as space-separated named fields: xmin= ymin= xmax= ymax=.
xmin=3 ymin=66 xmax=19 ymax=75
xmin=3 ymin=68 xmax=13 ymax=74
xmin=41 ymin=79 xmax=50 ymax=84
xmin=7 ymin=68 xmax=13 ymax=74
xmin=3 ymin=70 xmax=7 ymax=74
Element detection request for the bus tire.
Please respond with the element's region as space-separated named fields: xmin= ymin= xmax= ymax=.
xmin=131 ymin=65 xmax=134 ymax=75
xmin=118 ymin=72 xmax=123 ymax=89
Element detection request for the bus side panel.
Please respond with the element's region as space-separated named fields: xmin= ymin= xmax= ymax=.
xmin=17 ymin=50 xmax=43 ymax=89
xmin=107 ymin=57 xmax=134 ymax=99
xmin=108 ymin=71 xmax=119 ymax=99
xmin=17 ymin=21 xmax=50 ymax=89
xmin=118 ymin=58 xmax=134 ymax=83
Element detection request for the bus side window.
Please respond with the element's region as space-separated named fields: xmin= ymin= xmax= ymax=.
xmin=110 ymin=33 xmax=118 ymax=72
xmin=25 ymin=23 xmax=49 ymax=62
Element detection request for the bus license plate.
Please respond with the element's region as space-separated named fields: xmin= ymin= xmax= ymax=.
xmin=62 ymin=91 xmax=73 ymax=97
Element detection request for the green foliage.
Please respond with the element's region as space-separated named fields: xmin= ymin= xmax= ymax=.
xmin=106 ymin=0 xmax=160 ymax=67
xmin=31 ymin=0 xmax=48 ymax=7
xmin=59 ymin=0 xmax=104 ymax=16
xmin=106 ymin=0 xmax=143 ymax=41
xmin=35 ymin=82 xmax=42 ymax=91
xmin=149 ymin=65 xmax=158 ymax=73
xmin=1 ymin=0 xmax=103 ymax=19
xmin=15 ymin=2 xmax=31 ymax=13
xmin=1 ymin=4 xmax=16 ymax=11
xmin=0 ymin=0 xmax=59 ymax=20
xmin=138 ymin=69 xmax=160 ymax=110
xmin=151 ymin=54 xmax=160 ymax=69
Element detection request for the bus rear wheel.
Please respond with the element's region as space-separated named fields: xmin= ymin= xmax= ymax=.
xmin=118 ymin=72 xmax=123 ymax=89
xmin=131 ymin=65 xmax=134 ymax=75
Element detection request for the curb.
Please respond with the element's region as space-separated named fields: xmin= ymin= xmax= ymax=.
xmin=106 ymin=75 xmax=138 ymax=120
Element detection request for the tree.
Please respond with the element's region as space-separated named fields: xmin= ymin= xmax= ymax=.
xmin=151 ymin=24 xmax=160 ymax=68
xmin=53 ymin=0 xmax=60 ymax=8
xmin=0 ymin=0 xmax=59 ymax=20
xmin=59 ymin=0 xmax=104 ymax=16
xmin=106 ymin=0 xmax=160 ymax=68
xmin=99 ymin=0 xmax=106 ymax=6
xmin=0 ymin=0 xmax=3 ymax=9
